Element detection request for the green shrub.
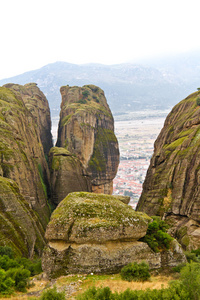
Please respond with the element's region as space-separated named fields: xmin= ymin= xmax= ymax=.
xmin=0 ymin=246 xmax=42 ymax=295
xmin=185 ymin=251 xmax=199 ymax=263
xmin=0 ymin=255 xmax=19 ymax=270
xmin=76 ymin=283 xmax=189 ymax=300
xmin=0 ymin=246 xmax=14 ymax=258
xmin=6 ymin=268 xmax=31 ymax=292
xmin=16 ymin=257 xmax=42 ymax=276
xmin=39 ymin=286 xmax=65 ymax=300
xmin=120 ymin=261 xmax=150 ymax=282
xmin=191 ymin=247 xmax=200 ymax=257
xmin=82 ymin=90 xmax=89 ymax=98
xmin=78 ymin=98 xmax=87 ymax=104
xmin=172 ymin=262 xmax=186 ymax=273
xmin=76 ymin=286 xmax=113 ymax=300
xmin=140 ymin=216 xmax=173 ymax=252
xmin=196 ymin=97 xmax=200 ymax=106
xmin=0 ymin=269 xmax=14 ymax=295
xmin=0 ymin=253 xmax=42 ymax=276
xmin=180 ymin=262 xmax=200 ymax=299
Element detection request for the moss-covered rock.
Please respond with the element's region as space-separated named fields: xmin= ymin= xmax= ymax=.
xmin=56 ymin=85 xmax=119 ymax=195
xmin=0 ymin=85 xmax=51 ymax=256
xmin=136 ymin=90 xmax=200 ymax=250
xmin=4 ymin=83 xmax=53 ymax=156
xmin=45 ymin=192 xmax=151 ymax=243
xmin=0 ymin=177 xmax=46 ymax=257
xmin=42 ymin=192 xmax=186 ymax=278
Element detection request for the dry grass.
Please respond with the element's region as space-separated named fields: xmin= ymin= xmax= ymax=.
xmin=0 ymin=280 xmax=49 ymax=300
xmin=95 ymin=275 xmax=172 ymax=293
xmin=0 ymin=296 xmax=35 ymax=300
xmin=73 ymin=273 xmax=173 ymax=298
xmin=0 ymin=274 xmax=173 ymax=299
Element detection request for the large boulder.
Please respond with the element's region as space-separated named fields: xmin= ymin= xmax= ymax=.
xmin=136 ymin=90 xmax=200 ymax=250
xmin=56 ymin=85 xmax=119 ymax=195
xmin=42 ymin=192 xmax=186 ymax=278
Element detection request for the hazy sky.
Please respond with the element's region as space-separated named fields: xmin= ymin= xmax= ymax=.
xmin=1 ymin=0 xmax=200 ymax=79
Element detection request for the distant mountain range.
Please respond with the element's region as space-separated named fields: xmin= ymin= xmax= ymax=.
xmin=0 ymin=50 xmax=200 ymax=117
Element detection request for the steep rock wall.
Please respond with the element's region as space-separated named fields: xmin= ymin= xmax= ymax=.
xmin=56 ymin=85 xmax=119 ymax=194
xmin=4 ymin=83 xmax=53 ymax=156
xmin=137 ymin=91 xmax=200 ymax=249
xmin=0 ymin=85 xmax=51 ymax=255
xmin=0 ymin=177 xmax=46 ymax=257
xmin=49 ymin=147 xmax=91 ymax=206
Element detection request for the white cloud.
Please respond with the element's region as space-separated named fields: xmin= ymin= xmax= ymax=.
xmin=1 ymin=0 xmax=200 ymax=79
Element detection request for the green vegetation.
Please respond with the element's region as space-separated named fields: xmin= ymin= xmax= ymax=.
xmin=89 ymin=128 xmax=118 ymax=173
xmin=38 ymin=163 xmax=47 ymax=198
xmin=140 ymin=216 xmax=173 ymax=252
xmin=0 ymin=246 xmax=42 ymax=295
xmin=77 ymin=262 xmax=200 ymax=300
xmin=82 ymin=90 xmax=90 ymax=98
xmin=49 ymin=192 xmax=151 ymax=233
xmin=78 ymin=98 xmax=87 ymax=104
xmin=39 ymin=286 xmax=65 ymax=300
xmin=61 ymin=114 xmax=72 ymax=126
xmin=196 ymin=97 xmax=200 ymax=106
xmin=164 ymin=136 xmax=187 ymax=151
xmin=120 ymin=262 xmax=150 ymax=282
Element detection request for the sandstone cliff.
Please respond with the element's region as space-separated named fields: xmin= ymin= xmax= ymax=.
xmin=137 ymin=91 xmax=200 ymax=250
xmin=49 ymin=147 xmax=91 ymax=205
xmin=0 ymin=177 xmax=46 ymax=257
xmin=56 ymin=85 xmax=119 ymax=195
xmin=4 ymin=83 xmax=53 ymax=156
xmin=42 ymin=192 xmax=186 ymax=278
xmin=0 ymin=85 xmax=51 ymax=256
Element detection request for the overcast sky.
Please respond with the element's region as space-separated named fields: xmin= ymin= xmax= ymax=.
xmin=1 ymin=0 xmax=200 ymax=79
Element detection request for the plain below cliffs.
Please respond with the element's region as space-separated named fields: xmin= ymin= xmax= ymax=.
xmin=50 ymin=85 xmax=119 ymax=206
xmin=0 ymin=83 xmax=52 ymax=256
xmin=137 ymin=90 xmax=200 ymax=250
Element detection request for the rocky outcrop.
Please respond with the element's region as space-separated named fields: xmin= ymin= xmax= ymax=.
xmin=56 ymin=85 xmax=119 ymax=195
xmin=49 ymin=147 xmax=91 ymax=206
xmin=0 ymin=85 xmax=51 ymax=255
xmin=0 ymin=177 xmax=46 ymax=257
xmin=136 ymin=91 xmax=200 ymax=250
xmin=42 ymin=192 xmax=186 ymax=278
xmin=4 ymin=83 xmax=53 ymax=156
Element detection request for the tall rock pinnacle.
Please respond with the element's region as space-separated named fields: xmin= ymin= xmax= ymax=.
xmin=56 ymin=85 xmax=119 ymax=195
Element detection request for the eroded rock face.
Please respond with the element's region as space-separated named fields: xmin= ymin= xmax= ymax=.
xmin=49 ymin=147 xmax=91 ymax=206
xmin=0 ymin=85 xmax=51 ymax=255
xmin=56 ymin=85 xmax=119 ymax=194
xmin=136 ymin=91 xmax=200 ymax=250
xmin=42 ymin=192 xmax=186 ymax=278
xmin=0 ymin=177 xmax=46 ymax=257
xmin=4 ymin=83 xmax=53 ymax=155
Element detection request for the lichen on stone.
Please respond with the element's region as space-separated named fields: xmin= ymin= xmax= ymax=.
xmin=45 ymin=192 xmax=151 ymax=243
